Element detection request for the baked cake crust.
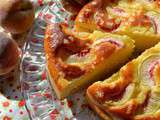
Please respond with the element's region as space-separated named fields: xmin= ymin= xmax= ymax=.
xmin=87 ymin=42 xmax=160 ymax=120
xmin=44 ymin=24 xmax=134 ymax=99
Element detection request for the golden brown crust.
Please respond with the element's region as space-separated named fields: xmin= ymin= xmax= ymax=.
xmin=44 ymin=24 xmax=63 ymax=91
xmin=75 ymin=0 xmax=160 ymax=34
xmin=87 ymin=62 xmax=150 ymax=119
xmin=87 ymin=43 xmax=160 ymax=120
xmin=108 ymin=99 xmax=139 ymax=119
xmin=87 ymin=63 xmax=133 ymax=104
xmin=75 ymin=0 xmax=121 ymax=32
xmin=156 ymin=0 xmax=160 ymax=7
xmin=44 ymin=23 xmax=118 ymax=92
xmin=86 ymin=93 xmax=112 ymax=120
xmin=134 ymin=115 xmax=156 ymax=120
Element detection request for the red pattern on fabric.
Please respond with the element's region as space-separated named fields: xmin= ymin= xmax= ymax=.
xmin=2 ymin=101 xmax=10 ymax=107
xmin=18 ymin=100 xmax=26 ymax=107
xmin=67 ymin=100 xmax=73 ymax=108
xmin=3 ymin=116 xmax=11 ymax=120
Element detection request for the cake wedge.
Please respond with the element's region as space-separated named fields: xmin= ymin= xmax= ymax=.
xmin=44 ymin=24 xmax=134 ymax=99
xmin=87 ymin=42 xmax=160 ymax=120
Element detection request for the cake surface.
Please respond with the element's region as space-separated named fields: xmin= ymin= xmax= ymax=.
xmin=75 ymin=0 xmax=160 ymax=52
xmin=44 ymin=24 xmax=134 ymax=99
xmin=87 ymin=42 xmax=160 ymax=120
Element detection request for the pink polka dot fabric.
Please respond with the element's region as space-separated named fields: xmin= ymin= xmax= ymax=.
xmin=0 ymin=75 xmax=29 ymax=120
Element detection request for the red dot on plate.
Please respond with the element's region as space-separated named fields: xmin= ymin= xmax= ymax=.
xmin=2 ymin=101 xmax=10 ymax=107
xmin=38 ymin=0 xmax=43 ymax=6
xmin=41 ymin=72 xmax=47 ymax=80
xmin=14 ymin=96 xmax=18 ymax=99
xmin=50 ymin=109 xmax=59 ymax=115
xmin=44 ymin=93 xmax=52 ymax=99
xmin=7 ymin=96 xmax=10 ymax=99
xmin=20 ymin=111 xmax=23 ymax=115
xmin=9 ymin=109 xmax=13 ymax=112
xmin=67 ymin=100 xmax=73 ymax=108
xmin=18 ymin=100 xmax=26 ymax=107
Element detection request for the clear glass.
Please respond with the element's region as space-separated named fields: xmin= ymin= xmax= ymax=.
xmin=20 ymin=1 xmax=74 ymax=119
xmin=20 ymin=1 xmax=100 ymax=119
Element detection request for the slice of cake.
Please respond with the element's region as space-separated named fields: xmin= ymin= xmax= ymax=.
xmin=75 ymin=0 xmax=160 ymax=52
xmin=75 ymin=0 xmax=144 ymax=33
xmin=117 ymin=9 xmax=160 ymax=52
xmin=44 ymin=24 xmax=134 ymax=99
xmin=87 ymin=42 xmax=160 ymax=120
